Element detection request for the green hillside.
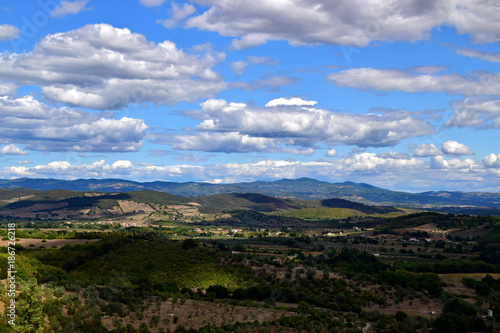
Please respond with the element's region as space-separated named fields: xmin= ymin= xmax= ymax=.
xmin=320 ymin=198 xmax=399 ymax=214
xmin=271 ymin=207 xmax=375 ymax=220
xmin=0 ymin=187 xmax=412 ymax=222
xmin=30 ymin=237 xmax=252 ymax=290
xmin=126 ymin=190 xmax=187 ymax=205
xmin=191 ymin=193 xmax=301 ymax=213
xmin=0 ymin=187 xmax=39 ymax=200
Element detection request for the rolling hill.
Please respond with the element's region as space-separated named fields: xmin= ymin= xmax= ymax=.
xmin=0 ymin=187 xmax=407 ymax=221
xmin=0 ymin=177 xmax=499 ymax=209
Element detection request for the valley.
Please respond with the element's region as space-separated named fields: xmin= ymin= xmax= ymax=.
xmin=0 ymin=178 xmax=499 ymax=332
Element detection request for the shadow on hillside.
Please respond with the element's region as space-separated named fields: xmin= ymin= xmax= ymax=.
xmin=2 ymin=193 xmax=132 ymax=211
xmin=321 ymin=198 xmax=398 ymax=214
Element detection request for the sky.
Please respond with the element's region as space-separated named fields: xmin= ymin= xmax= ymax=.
xmin=0 ymin=0 xmax=500 ymax=192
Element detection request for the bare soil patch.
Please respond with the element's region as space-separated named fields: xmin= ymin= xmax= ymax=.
xmin=166 ymin=205 xmax=200 ymax=217
xmin=0 ymin=238 xmax=100 ymax=249
xmin=118 ymin=200 xmax=155 ymax=214
xmin=111 ymin=212 xmax=151 ymax=225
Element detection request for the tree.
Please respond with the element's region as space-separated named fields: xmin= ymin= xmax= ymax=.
xmin=13 ymin=278 xmax=45 ymax=333
xmin=181 ymin=238 xmax=198 ymax=250
xmin=139 ymin=322 xmax=151 ymax=333
xmin=297 ymin=301 xmax=310 ymax=312
xmin=206 ymin=285 xmax=229 ymax=299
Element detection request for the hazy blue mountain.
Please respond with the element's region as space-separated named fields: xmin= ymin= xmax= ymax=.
xmin=1 ymin=177 xmax=500 ymax=208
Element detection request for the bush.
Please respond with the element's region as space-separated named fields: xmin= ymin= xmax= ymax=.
xmin=395 ymin=311 xmax=407 ymax=322
xmin=53 ymin=286 xmax=65 ymax=298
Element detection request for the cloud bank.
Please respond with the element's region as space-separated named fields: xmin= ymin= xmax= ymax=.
xmin=159 ymin=98 xmax=435 ymax=153
xmin=4 ymin=152 xmax=500 ymax=191
xmin=185 ymin=0 xmax=500 ymax=49
xmin=327 ymin=68 xmax=500 ymax=96
xmin=0 ymin=95 xmax=147 ymax=152
xmin=0 ymin=24 xmax=226 ymax=109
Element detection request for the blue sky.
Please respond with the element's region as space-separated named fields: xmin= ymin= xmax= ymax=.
xmin=1 ymin=0 xmax=500 ymax=192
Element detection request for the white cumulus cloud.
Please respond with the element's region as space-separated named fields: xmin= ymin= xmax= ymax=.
xmin=50 ymin=0 xmax=91 ymax=18
xmin=265 ymin=97 xmax=317 ymax=107
xmin=112 ymin=160 xmax=134 ymax=169
xmin=163 ymin=98 xmax=435 ymax=153
xmin=483 ymin=153 xmax=500 ymax=168
xmin=431 ymin=155 xmax=478 ymax=169
xmin=0 ymin=95 xmax=147 ymax=153
xmin=326 ymin=148 xmax=337 ymax=157
xmin=409 ymin=143 xmax=443 ymax=157
xmin=0 ymin=24 xmax=20 ymax=41
xmin=172 ymin=132 xmax=277 ymax=153
xmin=441 ymin=140 xmax=474 ymax=156
xmin=0 ymin=144 xmax=28 ymax=156
xmin=0 ymin=24 xmax=226 ymax=110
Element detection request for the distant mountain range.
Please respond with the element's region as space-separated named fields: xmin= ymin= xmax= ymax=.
xmin=1 ymin=177 xmax=500 ymax=210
